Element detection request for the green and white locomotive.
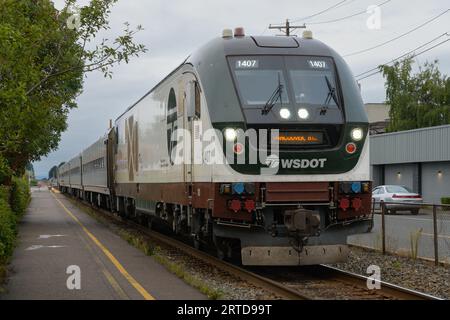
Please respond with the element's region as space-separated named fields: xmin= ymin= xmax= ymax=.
xmin=58 ymin=28 xmax=372 ymax=266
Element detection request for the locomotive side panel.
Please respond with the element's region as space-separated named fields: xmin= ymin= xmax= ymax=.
xmin=114 ymin=65 xmax=198 ymax=206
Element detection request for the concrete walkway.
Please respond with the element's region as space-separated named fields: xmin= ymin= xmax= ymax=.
xmin=1 ymin=188 xmax=206 ymax=300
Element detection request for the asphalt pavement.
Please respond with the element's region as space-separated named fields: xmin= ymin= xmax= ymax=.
xmin=1 ymin=187 xmax=206 ymax=300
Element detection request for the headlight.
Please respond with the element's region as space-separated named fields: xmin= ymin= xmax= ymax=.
xmin=351 ymin=128 xmax=363 ymax=141
xmin=298 ymin=108 xmax=310 ymax=120
xmin=224 ymin=128 xmax=237 ymax=141
xmin=279 ymin=108 xmax=291 ymax=119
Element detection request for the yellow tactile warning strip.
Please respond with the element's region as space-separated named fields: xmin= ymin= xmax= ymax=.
xmin=51 ymin=191 xmax=155 ymax=300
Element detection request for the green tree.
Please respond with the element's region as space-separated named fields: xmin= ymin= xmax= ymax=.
xmin=0 ymin=0 xmax=146 ymax=183
xmin=381 ymin=58 xmax=450 ymax=132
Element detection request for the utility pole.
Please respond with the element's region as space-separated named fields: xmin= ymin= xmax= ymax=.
xmin=269 ymin=19 xmax=306 ymax=36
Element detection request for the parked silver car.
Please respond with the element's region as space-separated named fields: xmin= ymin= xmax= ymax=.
xmin=372 ymin=185 xmax=423 ymax=215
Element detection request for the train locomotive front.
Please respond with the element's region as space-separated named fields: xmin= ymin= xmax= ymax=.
xmin=176 ymin=31 xmax=373 ymax=265
xmin=60 ymin=30 xmax=373 ymax=266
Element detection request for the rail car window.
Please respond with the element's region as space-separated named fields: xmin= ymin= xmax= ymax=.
xmin=195 ymin=81 xmax=201 ymax=117
xmin=167 ymin=88 xmax=178 ymax=163
xmin=286 ymin=56 xmax=338 ymax=107
xmin=228 ymin=56 xmax=289 ymax=106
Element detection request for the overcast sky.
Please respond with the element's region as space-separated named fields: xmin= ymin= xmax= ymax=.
xmin=34 ymin=0 xmax=450 ymax=178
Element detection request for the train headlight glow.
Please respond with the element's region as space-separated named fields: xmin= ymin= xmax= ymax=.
xmin=279 ymin=108 xmax=291 ymax=119
xmin=224 ymin=128 xmax=237 ymax=141
xmin=298 ymin=108 xmax=309 ymax=120
xmin=351 ymin=128 xmax=363 ymax=141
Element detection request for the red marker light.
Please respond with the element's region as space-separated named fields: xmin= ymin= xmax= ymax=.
xmin=339 ymin=198 xmax=350 ymax=211
xmin=229 ymin=199 xmax=241 ymax=212
xmin=351 ymin=198 xmax=362 ymax=211
xmin=244 ymin=200 xmax=256 ymax=213
xmin=346 ymin=143 xmax=357 ymax=154
xmin=234 ymin=27 xmax=245 ymax=37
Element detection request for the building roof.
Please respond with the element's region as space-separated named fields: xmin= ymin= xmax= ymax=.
xmin=370 ymin=124 xmax=450 ymax=165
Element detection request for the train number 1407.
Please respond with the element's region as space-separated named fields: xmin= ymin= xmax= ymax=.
xmin=236 ymin=59 xmax=259 ymax=69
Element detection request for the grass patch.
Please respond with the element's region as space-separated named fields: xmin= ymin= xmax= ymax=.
xmin=152 ymin=254 xmax=223 ymax=300
xmin=116 ymin=229 xmax=223 ymax=299
xmin=409 ymin=228 xmax=423 ymax=260
xmin=117 ymin=229 xmax=156 ymax=257
xmin=391 ymin=260 xmax=402 ymax=269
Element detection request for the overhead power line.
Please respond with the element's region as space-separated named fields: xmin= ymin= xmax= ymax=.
xmin=290 ymin=0 xmax=348 ymax=23
xmin=305 ymin=0 xmax=392 ymax=25
xmin=344 ymin=9 xmax=450 ymax=57
xmin=356 ymin=37 xmax=450 ymax=81
xmin=355 ymin=32 xmax=450 ymax=78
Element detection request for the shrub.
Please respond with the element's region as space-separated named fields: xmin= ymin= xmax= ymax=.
xmin=0 ymin=186 xmax=15 ymax=263
xmin=0 ymin=186 xmax=9 ymax=204
xmin=0 ymin=177 xmax=30 ymax=264
xmin=441 ymin=197 xmax=450 ymax=205
xmin=10 ymin=176 xmax=30 ymax=217
xmin=0 ymin=155 xmax=12 ymax=186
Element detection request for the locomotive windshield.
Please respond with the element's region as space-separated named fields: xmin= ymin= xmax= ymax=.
xmin=229 ymin=57 xmax=290 ymax=106
xmin=228 ymin=55 xmax=343 ymax=123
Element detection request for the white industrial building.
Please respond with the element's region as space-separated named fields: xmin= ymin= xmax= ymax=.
xmin=366 ymin=103 xmax=450 ymax=204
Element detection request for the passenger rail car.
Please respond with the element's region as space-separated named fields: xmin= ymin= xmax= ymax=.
xmin=81 ymin=135 xmax=110 ymax=208
xmin=58 ymin=162 xmax=71 ymax=192
xmin=57 ymin=29 xmax=372 ymax=266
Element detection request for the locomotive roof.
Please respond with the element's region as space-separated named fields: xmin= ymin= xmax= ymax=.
xmin=117 ymin=34 xmax=367 ymax=124
xmin=190 ymin=35 xmax=335 ymax=60
xmin=117 ymin=35 xmax=337 ymax=120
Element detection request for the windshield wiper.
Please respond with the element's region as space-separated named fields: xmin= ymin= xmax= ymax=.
xmin=261 ymin=73 xmax=284 ymax=116
xmin=320 ymin=75 xmax=340 ymax=115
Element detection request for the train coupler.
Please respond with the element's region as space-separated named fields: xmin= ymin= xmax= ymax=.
xmin=284 ymin=207 xmax=321 ymax=238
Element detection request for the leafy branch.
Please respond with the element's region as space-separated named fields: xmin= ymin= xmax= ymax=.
xmin=26 ymin=0 xmax=147 ymax=96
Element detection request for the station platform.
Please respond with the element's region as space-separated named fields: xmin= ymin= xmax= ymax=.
xmin=1 ymin=188 xmax=206 ymax=300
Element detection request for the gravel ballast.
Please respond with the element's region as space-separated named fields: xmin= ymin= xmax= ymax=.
xmin=330 ymin=246 xmax=450 ymax=299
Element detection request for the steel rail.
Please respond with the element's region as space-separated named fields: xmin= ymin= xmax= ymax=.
xmin=318 ymin=265 xmax=442 ymax=300
xmin=62 ymin=192 xmax=442 ymax=301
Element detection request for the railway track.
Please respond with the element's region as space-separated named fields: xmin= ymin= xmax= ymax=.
xmin=64 ymin=192 xmax=441 ymax=300
xmin=251 ymin=264 xmax=441 ymax=300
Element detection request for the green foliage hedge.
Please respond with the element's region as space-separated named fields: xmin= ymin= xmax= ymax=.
xmin=10 ymin=177 xmax=30 ymax=217
xmin=0 ymin=177 xmax=30 ymax=264
xmin=0 ymin=155 xmax=12 ymax=185
xmin=0 ymin=186 xmax=15 ymax=264
xmin=442 ymin=197 xmax=450 ymax=205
